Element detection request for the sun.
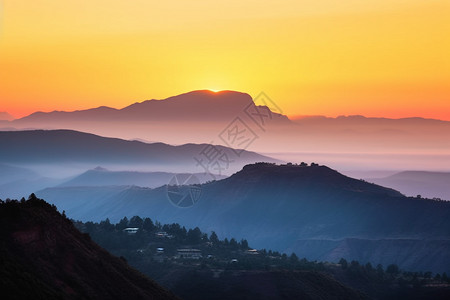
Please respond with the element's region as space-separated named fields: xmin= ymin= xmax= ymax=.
xmin=208 ymin=88 xmax=221 ymax=93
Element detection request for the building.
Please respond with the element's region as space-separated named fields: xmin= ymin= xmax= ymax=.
xmin=123 ymin=227 xmax=139 ymax=234
xmin=245 ymin=249 xmax=259 ymax=255
xmin=176 ymin=248 xmax=202 ymax=259
xmin=155 ymin=231 xmax=174 ymax=239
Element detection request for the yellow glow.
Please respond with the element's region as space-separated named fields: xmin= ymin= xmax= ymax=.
xmin=0 ymin=0 xmax=449 ymax=119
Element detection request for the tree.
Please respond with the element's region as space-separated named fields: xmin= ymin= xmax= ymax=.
xmin=365 ymin=262 xmax=373 ymax=272
xmin=100 ymin=218 xmax=114 ymax=231
xmin=339 ymin=258 xmax=348 ymax=270
xmin=142 ymin=218 xmax=154 ymax=231
xmin=290 ymin=253 xmax=299 ymax=264
xmin=187 ymin=227 xmax=202 ymax=244
xmin=386 ymin=264 xmax=399 ymax=276
xmin=129 ymin=216 xmax=143 ymax=228
xmin=210 ymin=231 xmax=219 ymax=244
xmin=376 ymin=264 xmax=384 ymax=277
xmin=240 ymin=239 xmax=249 ymax=250
xmin=116 ymin=217 xmax=129 ymax=230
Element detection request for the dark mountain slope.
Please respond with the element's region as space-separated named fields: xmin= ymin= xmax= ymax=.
xmin=0 ymin=195 xmax=178 ymax=300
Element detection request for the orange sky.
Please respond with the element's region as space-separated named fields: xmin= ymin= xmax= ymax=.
xmin=0 ymin=0 xmax=449 ymax=120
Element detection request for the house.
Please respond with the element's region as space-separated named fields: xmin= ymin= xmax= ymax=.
xmin=176 ymin=248 xmax=202 ymax=259
xmin=155 ymin=231 xmax=168 ymax=238
xmin=156 ymin=247 xmax=164 ymax=254
xmin=245 ymin=249 xmax=259 ymax=255
xmin=155 ymin=231 xmax=174 ymax=239
xmin=123 ymin=227 xmax=139 ymax=234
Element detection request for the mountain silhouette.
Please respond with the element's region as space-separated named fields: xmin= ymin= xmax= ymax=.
xmin=0 ymin=129 xmax=280 ymax=174
xmin=0 ymin=195 xmax=178 ymax=299
xmin=59 ymin=167 xmax=227 ymax=188
xmin=7 ymin=90 xmax=289 ymax=124
xmin=367 ymin=171 xmax=450 ymax=200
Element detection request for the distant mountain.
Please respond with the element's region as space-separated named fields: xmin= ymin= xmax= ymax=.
xmin=367 ymin=171 xmax=450 ymax=200
xmin=0 ymin=90 xmax=290 ymax=149
xmin=15 ymin=90 xmax=289 ymax=123
xmin=0 ymin=195 xmax=178 ymax=299
xmin=37 ymin=163 xmax=450 ymax=273
xmin=2 ymin=94 xmax=449 ymax=172
xmin=0 ymin=164 xmax=64 ymax=199
xmin=60 ymin=167 xmax=227 ymax=188
xmin=0 ymin=112 xmax=14 ymax=121
xmin=0 ymin=163 xmax=39 ymax=183
xmin=0 ymin=130 xmax=280 ymax=175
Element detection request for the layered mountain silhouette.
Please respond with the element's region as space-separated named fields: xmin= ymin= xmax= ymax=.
xmin=367 ymin=171 xmax=450 ymax=200
xmin=0 ymin=195 xmax=178 ymax=299
xmin=0 ymin=163 xmax=65 ymax=200
xmin=0 ymin=129 xmax=279 ymax=173
xmin=37 ymin=163 xmax=450 ymax=273
xmin=2 ymin=91 xmax=449 ymax=172
xmin=12 ymin=90 xmax=288 ymax=123
xmin=59 ymin=167 xmax=227 ymax=188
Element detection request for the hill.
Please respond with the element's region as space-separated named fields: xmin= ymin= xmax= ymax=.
xmin=0 ymin=195 xmax=178 ymax=299
xmin=0 ymin=129 xmax=279 ymax=175
xmin=367 ymin=171 xmax=450 ymax=200
xmin=59 ymin=167 xmax=227 ymax=188
xmin=37 ymin=163 xmax=450 ymax=273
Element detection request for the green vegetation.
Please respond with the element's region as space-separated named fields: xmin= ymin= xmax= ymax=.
xmin=73 ymin=215 xmax=450 ymax=300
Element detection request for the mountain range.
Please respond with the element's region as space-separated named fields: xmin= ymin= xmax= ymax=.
xmin=367 ymin=171 xmax=450 ymax=200
xmin=2 ymin=90 xmax=449 ymax=173
xmin=58 ymin=167 xmax=227 ymax=188
xmin=37 ymin=163 xmax=450 ymax=273
xmin=0 ymin=129 xmax=279 ymax=174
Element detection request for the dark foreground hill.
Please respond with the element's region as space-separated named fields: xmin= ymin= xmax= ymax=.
xmin=0 ymin=195 xmax=178 ymax=300
xmin=38 ymin=163 xmax=450 ymax=273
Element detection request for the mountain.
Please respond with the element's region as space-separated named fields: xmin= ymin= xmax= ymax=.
xmin=37 ymin=163 xmax=450 ymax=273
xmin=0 ymin=163 xmax=65 ymax=200
xmin=367 ymin=171 xmax=450 ymax=200
xmin=0 ymin=112 xmax=14 ymax=121
xmin=0 ymin=129 xmax=279 ymax=175
xmin=0 ymin=195 xmax=178 ymax=300
xmin=13 ymin=90 xmax=289 ymax=124
xmin=60 ymin=167 xmax=227 ymax=188
xmin=0 ymin=90 xmax=290 ymax=150
xmin=2 ymin=93 xmax=450 ymax=172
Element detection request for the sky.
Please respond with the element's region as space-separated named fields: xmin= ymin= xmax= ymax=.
xmin=0 ymin=0 xmax=449 ymax=120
